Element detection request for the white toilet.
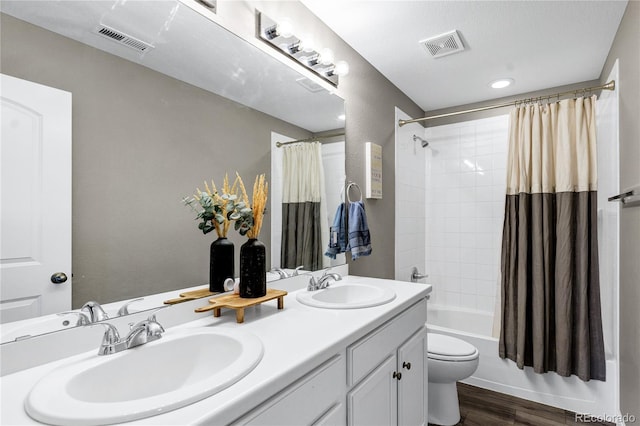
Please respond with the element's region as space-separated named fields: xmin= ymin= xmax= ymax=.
xmin=427 ymin=333 xmax=479 ymax=426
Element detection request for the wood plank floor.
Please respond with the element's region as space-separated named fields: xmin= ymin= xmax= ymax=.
xmin=428 ymin=383 xmax=614 ymax=426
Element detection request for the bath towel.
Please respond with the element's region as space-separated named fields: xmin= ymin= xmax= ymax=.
xmin=325 ymin=202 xmax=347 ymax=259
xmin=348 ymin=201 xmax=372 ymax=260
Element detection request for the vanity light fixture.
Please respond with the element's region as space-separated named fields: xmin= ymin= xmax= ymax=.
xmin=490 ymin=78 xmax=514 ymax=89
xmin=257 ymin=11 xmax=349 ymax=87
xmin=265 ymin=18 xmax=293 ymax=40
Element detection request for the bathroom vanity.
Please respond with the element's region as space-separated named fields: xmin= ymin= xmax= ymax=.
xmin=0 ymin=276 xmax=431 ymax=425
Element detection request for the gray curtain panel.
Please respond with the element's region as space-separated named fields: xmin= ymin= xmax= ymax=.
xmin=281 ymin=201 xmax=323 ymax=270
xmin=499 ymin=96 xmax=606 ymax=381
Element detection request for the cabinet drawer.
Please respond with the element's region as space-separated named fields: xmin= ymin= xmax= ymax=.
xmin=347 ymin=298 xmax=427 ymax=386
xmin=235 ymin=354 xmax=345 ymax=425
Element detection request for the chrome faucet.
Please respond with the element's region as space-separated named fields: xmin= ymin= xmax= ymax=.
xmin=116 ymin=298 xmax=144 ymax=316
xmin=58 ymin=311 xmax=91 ymax=326
xmin=292 ymin=265 xmax=304 ymax=276
xmin=307 ymin=271 xmax=342 ymax=291
xmin=80 ymin=301 xmax=109 ymax=323
xmin=125 ymin=313 xmax=165 ymax=349
xmin=270 ymin=267 xmax=289 ymax=279
xmin=93 ymin=313 xmax=165 ymax=356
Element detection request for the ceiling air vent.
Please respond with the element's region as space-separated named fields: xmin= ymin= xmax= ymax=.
xmin=420 ymin=30 xmax=465 ymax=58
xmin=95 ymin=25 xmax=154 ymax=53
xmin=296 ymin=77 xmax=325 ymax=93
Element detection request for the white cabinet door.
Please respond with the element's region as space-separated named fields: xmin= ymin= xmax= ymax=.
xmin=348 ymin=355 xmax=398 ymax=426
xmin=0 ymin=74 xmax=72 ymax=322
xmin=234 ymin=355 xmax=346 ymax=426
xmin=397 ymin=328 xmax=427 ymax=426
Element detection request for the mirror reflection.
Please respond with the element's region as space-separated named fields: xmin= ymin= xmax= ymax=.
xmin=0 ymin=0 xmax=345 ymax=343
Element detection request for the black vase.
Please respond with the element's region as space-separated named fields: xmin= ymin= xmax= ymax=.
xmin=210 ymin=237 xmax=234 ymax=293
xmin=239 ymin=238 xmax=266 ymax=298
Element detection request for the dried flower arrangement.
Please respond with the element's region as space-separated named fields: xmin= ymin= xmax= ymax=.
xmin=235 ymin=173 xmax=268 ymax=239
xmin=182 ymin=174 xmax=251 ymax=238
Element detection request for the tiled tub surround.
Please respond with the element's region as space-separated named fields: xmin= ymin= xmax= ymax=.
xmin=0 ymin=275 xmax=431 ymax=425
xmin=424 ymin=115 xmax=509 ymax=312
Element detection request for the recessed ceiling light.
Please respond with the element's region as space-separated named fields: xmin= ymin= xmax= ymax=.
xmin=490 ymin=78 xmax=514 ymax=89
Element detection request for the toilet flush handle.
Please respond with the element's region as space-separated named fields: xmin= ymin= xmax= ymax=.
xmin=410 ymin=267 xmax=428 ymax=283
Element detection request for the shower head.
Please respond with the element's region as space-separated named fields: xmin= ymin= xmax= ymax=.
xmin=413 ymin=134 xmax=429 ymax=147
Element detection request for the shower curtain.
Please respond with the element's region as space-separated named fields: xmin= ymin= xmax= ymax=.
xmin=499 ymin=96 xmax=606 ymax=381
xmin=280 ymin=142 xmax=329 ymax=270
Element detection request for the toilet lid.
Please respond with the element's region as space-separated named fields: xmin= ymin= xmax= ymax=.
xmin=427 ymin=333 xmax=477 ymax=360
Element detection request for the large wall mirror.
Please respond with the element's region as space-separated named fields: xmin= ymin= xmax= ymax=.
xmin=0 ymin=0 xmax=345 ymax=343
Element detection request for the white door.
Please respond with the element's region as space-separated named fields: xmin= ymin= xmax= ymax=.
xmin=1 ymin=74 xmax=72 ymax=323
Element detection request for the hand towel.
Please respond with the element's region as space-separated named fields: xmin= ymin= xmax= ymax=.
xmin=325 ymin=202 xmax=347 ymax=259
xmin=348 ymin=201 xmax=372 ymax=260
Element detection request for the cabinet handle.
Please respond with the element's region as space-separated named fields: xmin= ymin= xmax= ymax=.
xmin=402 ymin=361 xmax=411 ymax=370
xmin=393 ymin=371 xmax=402 ymax=380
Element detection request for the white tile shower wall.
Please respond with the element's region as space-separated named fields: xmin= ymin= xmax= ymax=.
xmin=395 ymin=107 xmax=426 ymax=282
xmin=424 ymin=115 xmax=509 ymax=312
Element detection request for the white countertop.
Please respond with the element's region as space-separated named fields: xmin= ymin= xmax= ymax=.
xmin=0 ymin=275 xmax=431 ymax=425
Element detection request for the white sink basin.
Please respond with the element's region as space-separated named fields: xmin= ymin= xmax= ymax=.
xmin=25 ymin=328 xmax=263 ymax=425
xmin=296 ymin=281 xmax=396 ymax=309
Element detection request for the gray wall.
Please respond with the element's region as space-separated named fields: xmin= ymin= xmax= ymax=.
xmin=600 ymin=1 xmax=640 ymax=419
xmin=1 ymin=14 xmax=311 ymax=306
xmin=218 ymin=0 xmax=424 ymax=279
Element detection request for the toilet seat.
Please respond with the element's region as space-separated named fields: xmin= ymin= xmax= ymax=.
xmin=427 ymin=333 xmax=479 ymax=362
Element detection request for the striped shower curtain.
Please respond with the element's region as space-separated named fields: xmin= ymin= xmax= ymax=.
xmin=499 ymin=96 xmax=606 ymax=381
xmin=280 ymin=142 xmax=329 ymax=270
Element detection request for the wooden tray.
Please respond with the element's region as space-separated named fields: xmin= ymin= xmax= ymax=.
xmin=163 ymin=287 xmax=217 ymax=305
xmin=195 ymin=288 xmax=287 ymax=323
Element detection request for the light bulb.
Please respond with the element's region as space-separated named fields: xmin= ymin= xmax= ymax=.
xmin=334 ymin=60 xmax=350 ymax=77
xmin=298 ymin=35 xmax=315 ymax=53
xmin=277 ymin=19 xmax=294 ymax=38
xmin=319 ymin=48 xmax=334 ymax=65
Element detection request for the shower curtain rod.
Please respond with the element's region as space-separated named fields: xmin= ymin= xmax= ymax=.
xmin=398 ymin=80 xmax=616 ymax=127
xmin=276 ymin=132 xmax=345 ymax=147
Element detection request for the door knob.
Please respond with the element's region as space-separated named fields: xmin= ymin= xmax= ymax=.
xmin=402 ymin=361 xmax=411 ymax=370
xmin=393 ymin=371 xmax=402 ymax=380
xmin=51 ymin=272 xmax=68 ymax=284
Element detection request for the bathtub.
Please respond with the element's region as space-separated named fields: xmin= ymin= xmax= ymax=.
xmin=427 ymin=305 xmax=619 ymax=421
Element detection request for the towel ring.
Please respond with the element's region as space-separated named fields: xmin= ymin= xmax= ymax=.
xmin=346 ymin=182 xmax=363 ymax=203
